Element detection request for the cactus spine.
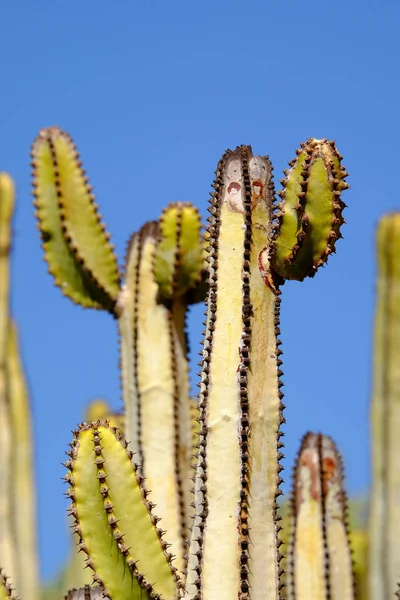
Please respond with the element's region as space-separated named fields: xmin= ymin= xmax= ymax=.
xmin=369 ymin=212 xmax=400 ymax=599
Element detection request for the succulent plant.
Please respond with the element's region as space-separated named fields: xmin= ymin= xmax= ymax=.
xmin=3 ymin=127 xmax=400 ymax=600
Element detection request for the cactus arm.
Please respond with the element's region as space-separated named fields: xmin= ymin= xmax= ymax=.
xmin=7 ymin=321 xmax=39 ymax=600
xmin=186 ymin=147 xmax=283 ymax=600
xmin=0 ymin=174 xmax=17 ymax=587
xmin=286 ymin=433 xmax=355 ymax=600
xmin=0 ymin=569 xmax=16 ymax=600
xmin=118 ymin=222 xmax=191 ymax=573
xmin=271 ymin=139 xmax=348 ymax=281
xmin=369 ymin=213 xmax=400 ymax=600
xmin=154 ymin=203 xmax=204 ymax=300
xmin=31 ymin=127 xmax=120 ymax=312
xmin=66 ymin=422 xmax=179 ymax=600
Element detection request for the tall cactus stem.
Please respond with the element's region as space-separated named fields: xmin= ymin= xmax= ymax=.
xmin=0 ymin=173 xmax=17 ymax=586
xmin=186 ymin=146 xmax=284 ymax=600
xmin=117 ymin=223 xmax=192 ymax=575
xmin=369 ymin=212 xmax=400 ymax=600
xmin=7 ymin=321 xmax=39 ymax=600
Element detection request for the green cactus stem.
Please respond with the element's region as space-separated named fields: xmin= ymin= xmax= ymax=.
xmin=154 ymin=202 xmax=204 ymax=300
xmin=369 ymin=212 xmax=400 ymax=600
xmin=117 ymin=222 xmax=193 ymax=574
xmin=31 ymin=127 xmax=120 ymax=313
xmin=7 ymin=321 xmax=39 ymax=600
xmin=285 ymin=432 xmax=355 ymax=600
xmin=0 ymin=569 xmax=16 ymax=600
xmin=0 ymin=173 xmax=17 ymax=587
xmin=65 ymin=421 xmax=181 ymax=600
xmin=271 ymin=138 xmax=348 ymax=281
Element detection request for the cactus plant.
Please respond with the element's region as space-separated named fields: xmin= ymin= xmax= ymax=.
xmin=29 ymin=128 xmax=356 ymax=599
xmin=2 ymin=125 xmax=399 ymax=599
xmin=0 ymin=173 xmax=39 ymax=600
xmin=369 ymin=212 xmax=400 ymax=600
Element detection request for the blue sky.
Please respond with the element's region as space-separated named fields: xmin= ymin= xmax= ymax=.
xmin=1 ymin=0 xmax=399 ymax=583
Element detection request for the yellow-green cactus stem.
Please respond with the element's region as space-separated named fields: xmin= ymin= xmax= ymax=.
xmin=7 ymin=321 xmax=39 ymax=600
xmin=186 ymin=146 xmax=285 ymax=600
xmin=154 ymin=202 xmax=205 ymax=301
xmin=31 ymin=127 xmax=120 ymax=313
xmin=0 ymin=569 xmax=16 ymax=600
xmin=0 ymin=173 xmax=17 ymax=587
xmin=271 ymin=138 xmax=348 ymax=281
xmin=286 ymin=432 xmax=355 ymax=600
xmin=369 ymin=212 xmax=400 ymax=600
xmin=65 ymin=421 xmax=180 ymax=600
xmin=117 ymin=222 xmax=192 ymax=575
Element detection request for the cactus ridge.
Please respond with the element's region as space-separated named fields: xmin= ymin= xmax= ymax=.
xmin=271 ymin=138 xmax=348 ymax=281
xmin=286 ymin=432 xmax=355 ymax=599
xmin=31 ymin=127 xmax=120 ymax=313
xmin=65 ymin=421 xmax=180 ymax=600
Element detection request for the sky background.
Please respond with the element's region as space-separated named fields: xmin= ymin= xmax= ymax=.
xmin=1 ymin=0 xmax=399 ymax=584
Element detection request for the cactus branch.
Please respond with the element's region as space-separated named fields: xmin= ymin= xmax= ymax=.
xmin=31 ymin=127 xmax=120 ymax=312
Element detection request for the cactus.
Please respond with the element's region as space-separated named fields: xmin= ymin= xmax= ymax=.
xmin=0 ymin=174 xmax=39 ymax=600
xmin=29 ymin=129 xmax=358 ymax=599
xmin=369 ymin=212 xmax=400 ymax=599
xmin=285 ymin=433 xmax=355 ymax=599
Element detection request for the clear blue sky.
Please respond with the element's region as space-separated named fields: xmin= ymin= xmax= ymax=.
xmin=1 ymin=0 xmax=398 ymax=583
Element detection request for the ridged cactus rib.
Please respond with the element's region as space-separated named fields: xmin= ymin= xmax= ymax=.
xmin=154 ymin=203 xmax=204 ymax=300
xmin=271 ymin=139 xmax=348 ymax=281
xmin=369 ymin=213 xmax=400 ymax=600
xmin=0 ymin=174 xmax=17 ymax=588
xmin=7 ymin=322 xmax=39 ymax=600
xmin=65 ymin=422 xmax=179 ymax=600
xmin=0 ymin=569 xmax=15 ymax=600
xmin=64 ymin=586 xmax=104 ymax=600
xmin=286 ymin=433 xmax=355 ymax=600
xmin=31 ymin=127 xmax=120 ymax=312
xmin=186 ymin=146 xmax=284 ymax=600
xmin=118 ymin=222 xmax=192 ymax=573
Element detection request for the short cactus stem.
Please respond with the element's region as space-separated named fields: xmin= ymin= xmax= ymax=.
xmin=186 ymin=146 xmax=284 ymax=600
xmin=286 ymin=433 xmax=355 ymax=600
xmin=369 ymin=212 xmax=400 ymax=600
